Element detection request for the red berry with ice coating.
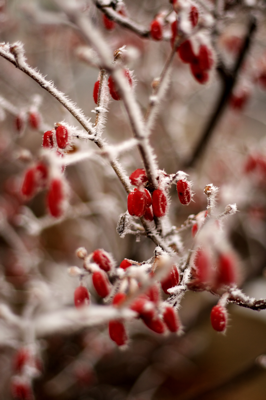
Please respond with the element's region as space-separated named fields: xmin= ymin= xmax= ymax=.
xmin=150 ymin=19 xmax=163 ymax=41
xmin=43 ymin=130 xmax=54 ymax=149
xmin=128 ymin=189 xmax=147 ymax=217
xmin=152 ymin=189 xmax=167 ymax=217
xmin=92 ymin=249 xmax=112 ymax=272
xmin=28 ymin=111 xmax=41 ymax=130
xmin=109 ymin=320 xmax=127 ymax=346
xmin=179 ymin=40 xmax=196 ymax=64
xmin=130 ymin=296 xmax=155 ymax=321
xmin=56 ymin=125 xmax=69 ymax=149
xmin=190 ymin=5 xmax=199 ymax=27
xmin=92 ymin=271 xmax=110 ymax=298
xmin=47 ymin=178 xmax=65 ymax=218
xmin=129 ymin=169 xmax=148 ymax=186
xmin=74 ymin=286 xmax=90 ymax=308
xmin=120 ymin=259 xmax=131 ymax=270
xmin=163 ymin=305 xmax=180 ymax=332
xmin=103 ymin=14 xmax=115 ymax=30
xmin=210 ymin=304 xmax=227 ymax=332
xmin=161 ymin=266 xmax=179 ymax=294
xmin=93 ymin=80 xmax=100 ymax=105
xmin=177 ymin=179 xmax=191 ymax=205
xmin=21 ymin=168 xmax=36 ymax=199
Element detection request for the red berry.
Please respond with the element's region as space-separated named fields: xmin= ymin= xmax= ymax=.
xmin=47 ymin=178 xmax=65 ymax=218
xmin=152 ymin=189 xmax=167 ymax=217
xmin=161 ymin=266 xmax=179 ymax=294
xmin=130 ymin=296 xmax=155 ymax=321
xmin=143 ymin=317 xmax=165 ymax=334
xmin=103 ymin=14 xmax=115 ymax=30
xmin=42 ymin=130 xmax=54 ymax=148
xmin=191 ymin=222 xmax=198 ymax=237
xmin=128 ymin=189 xmax=147 ymax=217
xmin=109 ymin=320 xmax=127 ymax=346
xmin=150 ymin=19 xmax=163 ymax=41
xmin=28 ymin=111 xmax=41 ymax=130
xmin=108 ymin=70 xmax=132 ymax=101
xmin=190 ymin=63 xmax=209 ymax=84
xmin=93 ymin=80 xmax=100 ymax=105
xmin=112 ymin=292 xmax=126 ymax=306
xmin=56 ymin=125 xmax=69 ymax=149
xmin=178 ymin=40 xmax=196 ymax=63
xmin=144 ymin=189 xmax=152 ymax=207
xmin=216 ymin=253 xmax=237 ymax=287
xmin=15 ymin=114 xmax=25 ymax=133
xmin=11 ymin=378 xmax=32 ymax=400
xmin=190 ymin=5 xmax=199 ymax=28
xmin=146 ymin=284 xmax=160 ymax=304
xmin=163 ymin=305 xmax=180 ymax=332
xmin=120 ymin=259 xmax=131 ymax=270
xmin=198 ymin=45 xmax=214 ymax=71
xmin=92 ymin=249 xmax=112 ymax=272
xmin=143 ymin=206 xmax=154 ymax=221
xmin=35 ymin=162 xmax=48 ymax=185
xmin=171 ymin=20 xmax=178 ymax=48
xmin=210 ymin=304 xmax=227 ymax=332
xmin=92 ymin=271 xmax=110 ymax=298
xmin=194 ymin=248 xmax=212 ymax=286
xmin=74 ymin=286 xmax=90 ymax=308
xmin=13 ymin=348 xmax=30 ymax=373
xmin=177 ymin=179 xmax=191 ymax=205
xmin=21 ymin=168 xmax=36 ymax=199
xmin=129 ymin=169 xmax=148 ymax=186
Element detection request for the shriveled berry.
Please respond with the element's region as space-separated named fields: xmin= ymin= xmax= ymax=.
xmin=178 ymin=40 xmax=196 ymax=63
xmin=93 ymin=80 xmax=100 ymax=105
xmin=74 ymin=286 xmax=90 ymax=308
xmin=190 ymin=5 xmax=199 ymax=27
xmin=92 ymin=249 xmax=112 ymax=272
xmin=177 ymin=179 xmax=191 ymax=205
xmin=161 ymin=265 xmax=179 ymax=294
xmin=109 ymin=320 xmax=127 ymax=346
xmin=21 ymin=168 xmax=36 ymax=199
xmin=143 ymin=317 xmax=165 ymax=334
xmin=56 ymin=125 xmax=69 ymax=149
xmin=120 ymin=259 xmax=131 ymax=270
xmin=152 ymin=189 xmax=167 ymax=217
xmin=216 ymin=253 xmax=237 ymax=287
xmin=144 ymin=206 xmax=154 ymax=221
xmin=129 ymin=169 xmax=148 ymax=186
xmin=150 ymin=19 xmax=163 ymax=41
xmin=28 ymin=111 xmax=41 ymax=130
xmin=42 ymin=130 xmax=54 ymax=149
xmin=190 ymin=63 xmax=209 ymax=84
xmin=47 ymin=178 xmax=65 ymax=218
xmin=128 ymin=189 xmax=147 ymax=217
xmin=210 ymin=304 xmax=227 ymax=332
xmin=92 ymin=271 xmax=110 ymax=298
xmin=103 ymin=14 xmax=115 ymax=30
xmin=163 ymin=305 xmax=180 ymax=332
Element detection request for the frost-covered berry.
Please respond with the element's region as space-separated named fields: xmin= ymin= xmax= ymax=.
xmin=128 ymin=189 xmax=147 ymax=217
xmin=150 ymin=19 xmax=163 ymax=41
xmin=146 ymin=284 xmax=160 ymax=304
xmin=120 ymin=259 xmax=131 ymax=270
xmin=190 ymin=63 xmax=209 ymax=84
xmin=47 ymin=178 xmax=66 ymax=218
xmin=28 ymin=111 xmax=41 ymax=130
xmin=190 ymin=5 xmax=199 ymax=28
xmin=216 ymin=253 xmax=238 ymax=287
xmin=177 ymin=179 xmax=191 ymax=205
xmin=108 ymin=69 xmax=132 ymax=101
xmin=103 ymin=14 xmax=115 ymax=30
xmin=92 ymin=271 xmax=110 ymax=298
xmin=130 ymin=296 xmax=155 ymax=321
xmin=92 ymin=249 xmax=113 ymax=272
xmin=143 ymin=317 xmax=165 ymax=334
xmin=163 ymin=305 xmax=180 ymax=332
xmin=109 ymin=320 xmax=127 ymax=346
xmin=129 ymin=169 xmax=148 ymax=186
xmin=210 ymin=304 xmax=227 ymax=332
xmin=74 ymin=286 xmax=90 ymax=308
xmin=42 ymin=130 xmax=54 ymax=149
xmin=21 ymin=168 xmax=36 ymax=199
xmin=112 ymin=292 xmax=126 ymax=306
xmin=193 ymin=248 xmax=212 ymax=286
xmin=152 ymin=189 xmax=167 ymax=217
xmin=35 ymin=162 xmax=48 ymax=186
xmin=56 ymin=125 xmax=69 ymax=149
xmin=178 ymin=40 xmax=196 ymax=64
xmin=161 ymin=266 xmax=179 ymax=294
xmin=93 ymin=80 xmax=100 ymax=105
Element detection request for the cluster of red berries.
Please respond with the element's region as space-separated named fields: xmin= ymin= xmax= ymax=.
xmin=73 ymin=248 xmax=182 ymax=346
xmin=42 ymin=124 xmax=69 ymax=150
xmin=93 ymin=69 xmax=133 ymax=103
xmin=15 ymin=109 xmax=42 ymax=134
xmin=10 ymin=347 xmax=42 ymax=400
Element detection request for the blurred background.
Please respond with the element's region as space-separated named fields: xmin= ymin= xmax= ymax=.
xmin=0 ymin=0 xmax=266 ymax=399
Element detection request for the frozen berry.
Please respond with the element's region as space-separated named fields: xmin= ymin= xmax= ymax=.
xmin=210 ymin=304 xmax=227 ymax=332
xmin=47 ymin=178 xmax=66 ymax=218
xmin=144 ymin=206 xmax=154 ymax=221
xmin=42 ymin=130 xmax=54 ymax=149
xmin=163 ymin=305 xmax=180 ymax=332
xmin=128 ymin=189 xmax=147 ymax=217
xmin=74 ymin=286 xmax=90 ymax=308
xmin=109 ymin=320 xmax=127 ymax=346
xmin=216 ymin=253 xmax=237 ymax=287
xmin=129 ymin=169 xmax=148 ymax=186
xmin=119 ymin=259 xmax=131 ymax=270
xmin=177 ymin=179 xmax=191 ymax=205
xmin=152 ymin=189 xmax=167 ymax=217
xmin=150 ymin=19 xmax=163 ymax=41
xmin=92 ymin=271 xmax=110 ymax=298
xmin=92 ymin=249 xmax=112 ymax=272
xmin=161 ymin=266 xmax=179 ymax=294
xmin=56 ymin=125 xmax=69 ymax=149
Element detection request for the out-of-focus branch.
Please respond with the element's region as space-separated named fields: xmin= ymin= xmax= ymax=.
xmin=184 ymin=15 xmax=257 ymax=169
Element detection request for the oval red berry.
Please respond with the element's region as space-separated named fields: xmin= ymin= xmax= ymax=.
xmin=92 ymin=249 xmax=112 ymax=272
xmin=163 ymin=305 xmax=180 ymax=332
xmin=177 ymin=180 xmax=191 ymax=205
xmin=152 ymin=189 xmax=167 ymax=217
xmin=161 ymin=266 xmax=179 ymax=294
xmin=93 ymin=80 xmax=100 ymax=105
xmin=56 ymin=125 xmax=69 ymax=149
xmin=109 ymin=320 xmax=127 ymax=346
xmin=74 ymin=286 xmax=90 ymax=308
xmin=47 ymin=178 xmax=65 ymax=218
xmin=92 ymin=271 xmax=110 ymax=298
xmin=21 ymin=168 xmax=36 ymax=199
xmin=150 ymin=19 xmax=163 ymax=41
xmin=129 ymin=169 xmax=148 ymax=186
xmin=43 ymin=130 xmax=54 ymax=149
xmin=210 ymin=305 xmax=227 ymax=332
